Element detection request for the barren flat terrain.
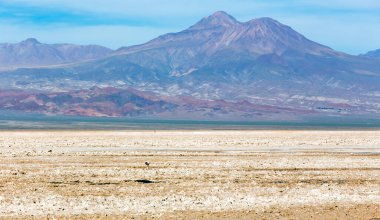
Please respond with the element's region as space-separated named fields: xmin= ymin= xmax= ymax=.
xmin=0 ymin=130 xmax=379 ymax=219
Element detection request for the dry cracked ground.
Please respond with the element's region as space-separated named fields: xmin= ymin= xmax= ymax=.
xmin=0 ymin=130 xmax=379 ymax=219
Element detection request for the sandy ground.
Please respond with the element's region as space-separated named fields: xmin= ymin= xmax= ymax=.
xmin=0 ymin=130 xmax=379 ymax=219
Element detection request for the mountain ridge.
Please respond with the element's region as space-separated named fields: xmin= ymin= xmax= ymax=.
xmin=362 ymin=49 xmax=380 ymax=58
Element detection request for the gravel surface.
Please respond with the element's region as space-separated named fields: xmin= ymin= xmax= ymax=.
xmin=0 ymin=130 xmax=379 ymax=219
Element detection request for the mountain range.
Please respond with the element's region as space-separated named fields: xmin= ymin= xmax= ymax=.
xmin=0 ymin=38 xmax=112 ymax=70
xmin=0 ymin=11 xmax=379 ymax=120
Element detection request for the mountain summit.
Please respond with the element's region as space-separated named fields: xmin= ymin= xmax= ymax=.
xmin=21 ymin=38 xmax=41 ymax=45
xmin=190 ymin=11 xmax=238 ymax=29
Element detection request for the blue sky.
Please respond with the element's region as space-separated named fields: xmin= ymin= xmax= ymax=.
xmin=0 ymin=0 xmax=379 ymax=54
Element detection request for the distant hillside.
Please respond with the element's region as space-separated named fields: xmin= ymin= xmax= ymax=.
xmin=0 ymin=87 xmax=329 ymax=120
xmin=0 ymin=38 xmax=113 ymax=69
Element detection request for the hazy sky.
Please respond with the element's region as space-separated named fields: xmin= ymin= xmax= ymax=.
xmin=1 ymin=0 xmax=379 ymax=54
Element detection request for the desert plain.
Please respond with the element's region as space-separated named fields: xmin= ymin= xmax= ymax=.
xmin=0 ymin=130 xmax=379 ymax=219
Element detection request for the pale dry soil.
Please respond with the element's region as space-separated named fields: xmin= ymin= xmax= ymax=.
xmin=0 ymin=130 xmax=379 ymax=219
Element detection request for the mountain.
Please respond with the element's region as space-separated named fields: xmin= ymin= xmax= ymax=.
xmin=0 ymin=11 xmax=379 ymax=119
xmin=0 ymin=38 xmax=113 ymax=69
xmin=362 ymin=49 xmax=380 ymax=58
xmin=112 ymin=11 xmax=340 ymax=82
xmin=117 ymin=11 xmax=336 ymax=63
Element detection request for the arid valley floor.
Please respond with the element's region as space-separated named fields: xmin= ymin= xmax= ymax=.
xmin=0 ymin=130 xmax=379 ymax=219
